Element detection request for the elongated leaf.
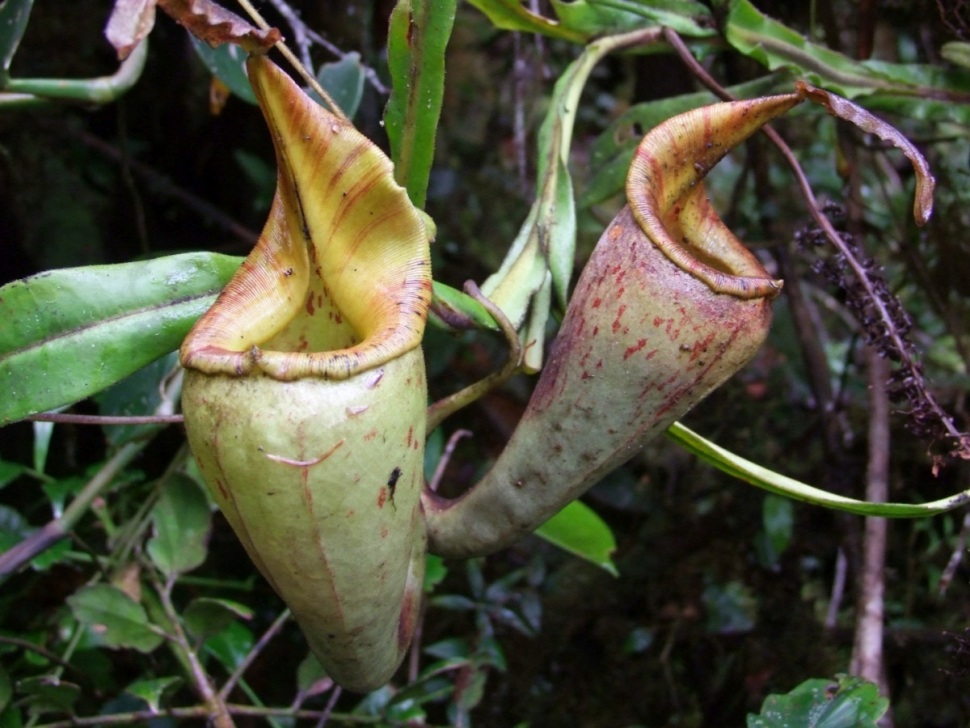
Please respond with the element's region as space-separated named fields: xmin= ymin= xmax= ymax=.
xmin=552 ymin=0 xmax=715 ymax=38
xmin=535 ymin=500 xmax=618 ymax=576
xmin=146 ymin=474 xmax=211 ymax=577
xmin=0 ymin=252 xmax=241 ymax=425
xmin=67 ymin=584 xmax=164 ymax=653
xmin=464 ymin=0 xmax=589 ymax=43
xmin=0 ymin=0 xmax=34 ymax=74
xmin=481 ymin=28 xmax=662 ymax=368
xmin=667 ymin=422 xmax=970 ymax=518
xmin=726 ymin=0 xmax=970 ymax=107
xmin=385 ymin=0 xmax=457 ymax=209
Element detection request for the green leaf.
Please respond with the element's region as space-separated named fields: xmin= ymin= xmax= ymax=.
xmin=0 ymin=252 xmax=241 ymax=425
xmin=296 ymin=652 xmax=329 ymax=693
xmin=535 ymin=500 xmax=618 ymax=576
xmin=183 ymin=597 xmax=253 ymax=643
xmin=483 ymin=31 xmax=655 ymax=366
xmin=314 ymin=52 xmax=365 ymax=120
xmin=748 ymin=675 xmax=888 ymax=728
xmin=26 ymin=539 xmax=70 ymax=571
xmin=0 ymin=503 xmax=31 ymax=550
xmin=190 ymin=36 xmax=257 ymax=105
xmin=726 ymin=0 xmax=970 ymax=108
xmin=702 ymin=579 xmax=757 ymax=634
xmin=31 ymin=421 xmax=52 ymax=474
xmin=424 ymin=554 xmax=447 ymax=592
xmin=384 ymin=0 xmax=457 ymax=209
xmin=0 ymin=0 xmax=34 ymax=74
xmin=0 ymin=460 xmax=24 ymax=490
xmin=66 ymin=584 xmax=163 ymax=653
xmin=15 ymin=677 xmax=79 ymax=715
xmin=0 ymin=707 xmax=22 ymax=728
xmin=203 ymin=621 xmax=254 ymax=670
xmin=147 ymin=474 xmax=212 ymax=578
xmin=941 ymin=41 xmax=970 ymax=70
xmin=430 ymin=283 xmax=500 ymax=332
xmin=762 ymin=493 xmax=794 ymax=557
xmin=666 ymin=421 xmax=970 ymax=518
xmin=551 ymin=0 xmax=715 ymax=38
xmin=124 ymin=676 xmax=182 ymax=713
xmin=464 ymin=0 xmax=590 ymax=42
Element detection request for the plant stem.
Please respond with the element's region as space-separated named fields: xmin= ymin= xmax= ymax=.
xmin=850 ymin=348 xmax=892 ymax=723
xmin=153 ymin=578 xmax=236 ymax=728
xmin=219 ymin=608 xmax=291 ymax=700
xmin=426 ymin=283 xmax=522 ymax=432
xmin=27 ymin=413 xmax=184 ymax=425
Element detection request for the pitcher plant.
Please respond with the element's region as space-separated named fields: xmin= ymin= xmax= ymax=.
xmin=179 ymin=54 xmax=433 ymax=692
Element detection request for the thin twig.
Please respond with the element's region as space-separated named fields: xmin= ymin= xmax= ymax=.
xmin=260 ymin=0 xmax=389 ymax=94
xmin=313 ymin=686 xmax=342 ymax=728
xmin=265 ymin=0 xmax=313 ymax=71
xmin=428 ymin=429 xmax=473 ymax=493
xmin=236 ymin=0 xmax=350 ymax=123
xmin=219 ymin=609 xmax=292 ymax=700
xmin=155 ymin=578 xmax=235 ymax=728
xmin=28 ymin=413 xmax=185 ymax=425
xmin=939 ymin=510 xmax=970 ymax=597
xmin=0 ymin=636 xmax=88 ymax=679
xmin=825 ymin=547 xmax=849 ymax=629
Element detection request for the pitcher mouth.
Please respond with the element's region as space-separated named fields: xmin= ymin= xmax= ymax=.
xmin=652 ymin=181 xmax=783 ymax=300
xmin=626 ymin=94 xmax=803 ymax=300
xmin=179 ymin=54 xmax=432 ymax=382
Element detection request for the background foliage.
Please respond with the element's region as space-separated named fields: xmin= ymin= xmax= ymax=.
xmin=3 ymin=0 xmax=970 ymax=726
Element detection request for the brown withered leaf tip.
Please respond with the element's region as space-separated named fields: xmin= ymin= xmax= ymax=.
xmin=157 ymin=0 xmax=281 ymax=52
xmin=104 ymin=0 xmax=157 ymax=60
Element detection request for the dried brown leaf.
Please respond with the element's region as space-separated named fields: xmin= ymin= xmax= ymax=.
xmin=104 ymin=0 xmax=157 ymax=60
xmin=795 ymin=81 xmax=935 ymax=225
xmin=157 ymin=0 xmax=280 ymax=52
